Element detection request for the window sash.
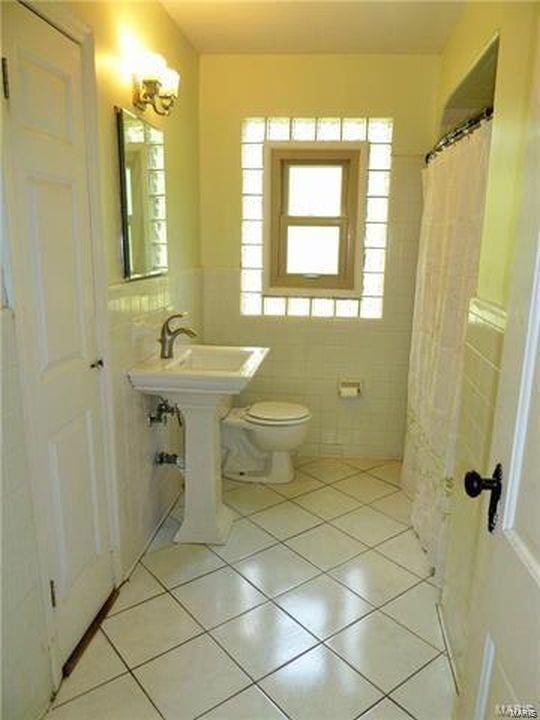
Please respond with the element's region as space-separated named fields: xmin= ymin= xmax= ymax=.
xmin=279 ymin=217 xmax=348 ymax=278
xmin=270 ymin=148 xmax=360 ymax=289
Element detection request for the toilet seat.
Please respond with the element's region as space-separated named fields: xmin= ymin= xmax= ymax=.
xmin=245 ymin=401 xmax=310 ymax=427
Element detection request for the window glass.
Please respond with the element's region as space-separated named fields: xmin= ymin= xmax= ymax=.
xmin=242 ymin=245 xmax=263 ymax=269
xmin=366 ymin=197 xmax=389 ymax=222
xmin=241 ymin=293 xmax=262 ymax=315
xmin=369 ymin=144 xmax=392 ymax=170
xmin=368 ymin=171 xmax=391 ymax=197
xmin=287 ymin=297 xmax=311 ymax=316
xmin=368 ymin=118 xmax=394 ymax=143
xmin=362 ymin=272 xmax=384 ymax=296
xmin=335 ymin=299 xmax=359 ymax=317
xmin=364 ymin=248 xmax=386 ymax=272
xmin=263 ymin=297 xmax=286 ymax=315
xmin=239 ymin=116 xmax=394 ymax=319
xmin=242 ymin=195 xmax=263 ymax=220
xmin=316 ymin=118 xmax=341 ymax=141
xmin=291 ymin=118 xmax=316 ymax=141
xmin=243 ymin=170 xmax=263 ymax=195
xmin=242 ymin=143 xmax=263 ymax=169
xmin=242 ymin=118 xmax=266 ymax=142
xmin=267 ymin=117 xmax=290 ymax=140
xmin=287 ymin=165 xmax=343 ymax=217
xmin=242 ymin=220 xmax=263 ymax=244
xmin=342 ymin=118 xmax=367 ymax=141
xmin=312 ymin=298 xmax=335 ymax=317
xmin=364 ymin=223 xmax=387 ymax=247
xmin=286 ymin=226 xmax=340 ymax=275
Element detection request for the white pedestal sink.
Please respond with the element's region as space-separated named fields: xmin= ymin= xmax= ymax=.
xmin=128 ymin=345 xmax=269 ymax=544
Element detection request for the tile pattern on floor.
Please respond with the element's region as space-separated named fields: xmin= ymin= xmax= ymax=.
xmin=48 ymin=458 xmax=455 ymax=720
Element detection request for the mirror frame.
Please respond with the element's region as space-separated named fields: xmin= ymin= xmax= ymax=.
xmin=115 ymin=106 xmax=168 ymax=281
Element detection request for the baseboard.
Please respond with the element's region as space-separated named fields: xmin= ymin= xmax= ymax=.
xmin=120 ymin=489 xmax=182 ymax=584
xmin=436 ymin=601 xmax=461 ymax=695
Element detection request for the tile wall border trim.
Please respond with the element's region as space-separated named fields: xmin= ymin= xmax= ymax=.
xmin=468 ymin=296 xmax=507 ymax=332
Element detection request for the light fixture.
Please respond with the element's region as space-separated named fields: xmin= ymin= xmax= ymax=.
xmin=132 ymin=50 xmax=180 ymax=116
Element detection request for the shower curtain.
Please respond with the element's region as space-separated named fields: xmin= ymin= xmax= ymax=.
xmin=402 ymin=121 xmax=492 ymax=574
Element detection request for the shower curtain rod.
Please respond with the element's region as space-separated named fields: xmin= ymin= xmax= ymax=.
xmin=425 ymin=107 xmax=493 ymax=164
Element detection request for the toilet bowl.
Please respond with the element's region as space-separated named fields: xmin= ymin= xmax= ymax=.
xmin=221 ymin=401 xmax=311 ymax=484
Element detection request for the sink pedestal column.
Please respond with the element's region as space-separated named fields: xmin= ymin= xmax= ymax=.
xmin=170 ymin=394 xmax=233 ymax=545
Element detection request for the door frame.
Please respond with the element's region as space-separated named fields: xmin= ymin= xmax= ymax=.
xmin=2 ymin=0 xmax=122 ymax=685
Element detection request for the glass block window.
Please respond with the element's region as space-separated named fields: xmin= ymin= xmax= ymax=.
xmin=240 ymin=116 xmax=393 ymax=319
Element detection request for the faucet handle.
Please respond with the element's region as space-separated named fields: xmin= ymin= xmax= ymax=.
xmin=168 ymin=312 xmax=189 ymax=320
xmin=164 ymin=312 xmax=189 ymax=332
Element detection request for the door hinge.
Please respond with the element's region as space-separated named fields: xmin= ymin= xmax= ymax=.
xmin=2 ymin=57 xmax=10 ymax=100
xmin=49 ymin=579 xmax=57 ymax=608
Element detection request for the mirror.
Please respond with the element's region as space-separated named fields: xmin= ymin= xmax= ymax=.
xmin=116 ymin=107 xmax=168 ymax=279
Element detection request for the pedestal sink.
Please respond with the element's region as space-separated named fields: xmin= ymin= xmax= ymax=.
xmin=128 ymin=345 xmax=269 ymax=544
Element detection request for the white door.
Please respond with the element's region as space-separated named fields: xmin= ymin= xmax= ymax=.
xmin=456 ymin=22 xmax=540 ymax=720
xmin=2 ymin=2 xmax=114 ymax=671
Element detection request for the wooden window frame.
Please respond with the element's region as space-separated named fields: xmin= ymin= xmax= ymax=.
xmin=269 ymin=147 xmax=363 ymax=291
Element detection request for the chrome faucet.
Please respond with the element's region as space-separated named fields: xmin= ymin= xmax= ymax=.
xmin=158 ymin=313 xmax=197 ymax=359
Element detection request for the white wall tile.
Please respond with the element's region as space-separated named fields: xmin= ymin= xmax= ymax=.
xmin=107 ymin=271 xmax=203 ymax=572
xmin=202 ymin=156 xmax=421 ymax=459
xmin=441 ymin=307 xmax=505 ymax=685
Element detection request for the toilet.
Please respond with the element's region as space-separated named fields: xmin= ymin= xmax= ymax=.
xmin=221 ymin=401 xmax=311 ymax=484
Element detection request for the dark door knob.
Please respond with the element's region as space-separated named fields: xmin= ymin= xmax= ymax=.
xmin=464 ymin=463 xmax=502 ymax=533
xmin=90 ymin=358 xmax=104 ymax=369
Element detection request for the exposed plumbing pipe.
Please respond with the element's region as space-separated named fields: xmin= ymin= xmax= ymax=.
xmin=148 ymin=397 xmax=179 ymax=426
xmin=155 ymin=451 xmax=185 ymax=470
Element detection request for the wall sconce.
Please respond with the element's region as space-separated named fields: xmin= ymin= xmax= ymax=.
xmin=132 ymin=51 xmax=180 ymax=116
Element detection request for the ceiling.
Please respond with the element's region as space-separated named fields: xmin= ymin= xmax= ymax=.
xmin=160 ymin=1 xmax=465 ymax=55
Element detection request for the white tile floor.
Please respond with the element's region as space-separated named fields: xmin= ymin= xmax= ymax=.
xmin=47 ymin=459 xmax=456 ymax=720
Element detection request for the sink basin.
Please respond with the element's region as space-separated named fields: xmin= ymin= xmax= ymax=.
xmin=128 ymin=345 xmax=269 ymax=396
xmin=128 ymin=344 xmax=269 ymax=546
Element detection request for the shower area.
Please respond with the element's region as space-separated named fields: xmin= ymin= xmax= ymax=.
xmin=401 ymin=41 xmax=498 ymax=581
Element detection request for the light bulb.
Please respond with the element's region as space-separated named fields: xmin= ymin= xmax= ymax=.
xmin=142 ymin=52 xmax=166 ymax=81
xmin=161 ymin=67 xmax=180 ymax=96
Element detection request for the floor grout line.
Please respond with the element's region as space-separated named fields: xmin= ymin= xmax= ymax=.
xmin=137 ymin=544 xmax=327 ymax=716
xmin=383 ymin=650 xmax=445 ymax=700
xmin=109 ymin=501 xmax=435 ymax=657
xmin=49 ymin=669 xmax=131 ymax=711
xmin=51 ymin=460 xmax=453 ymax=720
xmin=104 ymin=593 xmax=296 ymax=720
xmin=163 ymin=521 xmax=442 ymax=698
xmin=224 ymin=492 xmax=411 ymax=553
xmin=105 ymin=589 xmax=168 ymax=618
xmin=127 ymin=667 xmax=168 ymax=720
xmin=193 ymin=681 xmax=292 ymax=720
xmin=157 ymin=522 xmax=392 ymax=703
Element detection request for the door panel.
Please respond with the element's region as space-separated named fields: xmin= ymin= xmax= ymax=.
xmin=29 ymin=176 xmax=88 ymax=370
xmin=18 ymin=49 xmax=73 ymax=141
xmin=512 ymin=356 xmax=539 ymax=560
xmin=3 ymin=1 xmax=113 ymax=668
xmin=457 ymin=18 xmax=540 ymax=719
xmin=49 ymin=410 xmax=102 ymax=591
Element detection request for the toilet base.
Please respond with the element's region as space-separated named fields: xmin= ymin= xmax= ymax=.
xmin=224 ymin=450 xmax=294 ymax=485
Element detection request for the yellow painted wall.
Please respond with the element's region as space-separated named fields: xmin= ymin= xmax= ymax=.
xmin=438 ymin=2 xmax=538 ymax=307
xmin=62 ymin=0 xmax=200 ymax=282
xmin=199 ymin=54 xmax=440 ymax=269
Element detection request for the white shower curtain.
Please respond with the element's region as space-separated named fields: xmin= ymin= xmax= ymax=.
xmin=402 ymin=121 xmax=492 ymax=574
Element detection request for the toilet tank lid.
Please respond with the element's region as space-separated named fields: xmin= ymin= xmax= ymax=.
xmin=247 ymin=401 xmax=310 ymax=422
